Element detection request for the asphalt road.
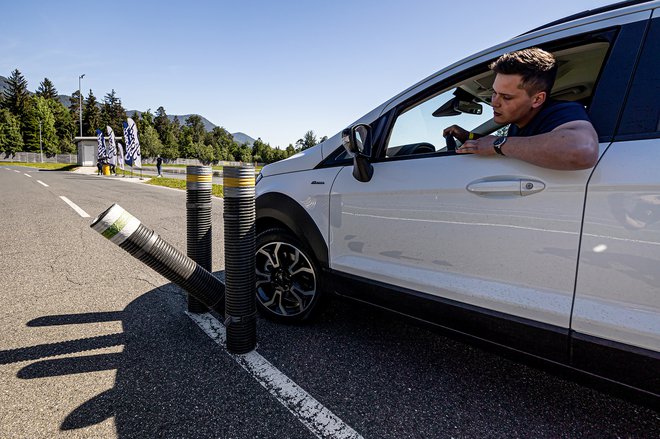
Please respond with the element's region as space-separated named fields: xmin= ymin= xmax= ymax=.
xmin=0 ymin=165 xmax=658 ymax=438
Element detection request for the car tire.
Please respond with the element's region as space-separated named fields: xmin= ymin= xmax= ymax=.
xmin=255 ymin=228 xmax=324 ymax=323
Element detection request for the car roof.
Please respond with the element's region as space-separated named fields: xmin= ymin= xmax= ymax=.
xmin=522 ymin=0 xmax=657 ymax=35
xmin=379 ymin=0 xmax=659 ymax=115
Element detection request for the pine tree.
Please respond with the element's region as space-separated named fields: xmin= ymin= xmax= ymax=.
xmin=48 ymin=99 xmax=75 ymax=152
xmin=82 ymin=90 xmax=102 ymax=136
xmin=1 ymin=69 xmax=30 ymax=117
xmin=296 ymin=130 xmax=318 ymax=150
xmin=100 ymin=89 xmax=126 ymax=136
xmin=154 ymin=106 xmax=170 ymax=143
xmin=69 ymin=90 xmax=83 ymax=136
xmin=36 ymin=78 xmax=58 ymax=100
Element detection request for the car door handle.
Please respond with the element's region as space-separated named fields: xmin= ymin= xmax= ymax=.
xmin=467 ymin=178 xmax=546 ymax=196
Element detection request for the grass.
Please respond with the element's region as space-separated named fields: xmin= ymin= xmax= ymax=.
xmin=1 ymin=162 xmax=78 ymax=171
xmin=145 ymin=176 xmax=224 ymax=197
xmin=142 ymin=163 xmax=263 ymax=172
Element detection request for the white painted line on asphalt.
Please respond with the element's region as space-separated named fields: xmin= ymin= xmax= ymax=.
xmin=24 ymin=173 xmax=32 ymax=177
xmin=187 ymin=312 xmax=363 ymax=439
xmin=14 ymin=169 xmax=20 ymax=173
xmin=59 ymin=196 xmax=90 ymax=218
xmin=37 ymin=180 xmax=49 ymax=187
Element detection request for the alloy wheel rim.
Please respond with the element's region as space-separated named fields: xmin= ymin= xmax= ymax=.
xmin=255 ymin=241 xmax=316 ymax=317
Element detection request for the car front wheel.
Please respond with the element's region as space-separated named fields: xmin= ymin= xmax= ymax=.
xmin=255 ymin=228 xmax=323 ymax=322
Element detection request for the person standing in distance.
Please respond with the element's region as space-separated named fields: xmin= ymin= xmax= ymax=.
xmin=444 ymin=47 xmax=598 ymax=170
xmin=156 ymin=155 xmax=163 ymax=177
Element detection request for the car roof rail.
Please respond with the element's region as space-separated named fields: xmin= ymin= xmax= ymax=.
xmin=521 ymin=0 xmax=656 ymax=35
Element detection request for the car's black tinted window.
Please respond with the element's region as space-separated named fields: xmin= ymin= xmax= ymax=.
xmin=617 ymin=17 xmax=660 ymax=138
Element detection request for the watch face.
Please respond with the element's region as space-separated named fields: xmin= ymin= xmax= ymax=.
xmin=494 ymin=136 xmax=507 ymax=146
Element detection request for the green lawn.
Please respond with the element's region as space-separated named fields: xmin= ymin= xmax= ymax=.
xmin=145 ymin=176 xmax=224 ymax=197
xmin=1 ymin=162 xmax=78 ymax=171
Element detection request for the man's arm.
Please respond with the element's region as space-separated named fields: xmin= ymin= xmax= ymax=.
xmin=456 ymin=120 xmax=599 ymax=170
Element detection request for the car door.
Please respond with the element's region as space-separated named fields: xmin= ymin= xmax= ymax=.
xmin=328 ymin=15 xmax=648 ymax=359
xmin=571 ymin=11 xmax=660 ymax=394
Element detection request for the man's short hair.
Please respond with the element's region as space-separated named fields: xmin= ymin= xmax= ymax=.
xmin=489 ymin=47 xmax=558 ymax=96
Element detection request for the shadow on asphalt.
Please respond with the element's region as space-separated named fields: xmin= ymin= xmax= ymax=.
xmin=0 ymin=273 xmax=658 ymax=437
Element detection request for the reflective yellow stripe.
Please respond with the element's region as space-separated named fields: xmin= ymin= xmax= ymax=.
xmin=223 ymin=177 xmax=255 ymax=187
xmin=187 ymin=174 xmax=213 ymax=182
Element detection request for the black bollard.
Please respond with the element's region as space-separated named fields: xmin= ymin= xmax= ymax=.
xmin=186 ymin=166 xmax=212 ymax=313
xmin=91 ymin=204 xmax=225 ymax=313
xmin=223 ymin=165 xmax=257 ymax=354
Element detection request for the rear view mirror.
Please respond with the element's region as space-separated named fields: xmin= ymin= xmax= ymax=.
xmin=341 ymin=123 xmax=373 ymax=183
xmin=433 ymin=97 xmax=483 ymax=117
xmin=455 ymin=100 xmax=483 ymax=115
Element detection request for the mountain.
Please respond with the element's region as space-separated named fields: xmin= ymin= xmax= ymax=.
xmin=127 ymin=110 xmax=253 ymax=145
xmin=231 ymin=132 xmax=256 ymax=145
xmin=0 ymin=75 xmax=255 ymax=145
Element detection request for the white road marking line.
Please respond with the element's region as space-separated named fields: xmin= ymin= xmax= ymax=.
xmin=14 ymin=169 xmax=20 ymax=173
xmin=24 ymin=173 xmax=32 ymax=177
xmin=187 ymin=312 xmax=363 ymax=439
xmin=59 ymin=196 xmax=90 ymax=218
xmin=37 ymin=180 xmax=49 ymax=187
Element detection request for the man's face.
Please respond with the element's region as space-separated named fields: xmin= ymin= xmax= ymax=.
xmin=491 ymin=73 xmax=545 ymax=127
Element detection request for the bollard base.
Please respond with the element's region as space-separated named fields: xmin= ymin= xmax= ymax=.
xmin=187 ymin=296 xmax=208 ymax=314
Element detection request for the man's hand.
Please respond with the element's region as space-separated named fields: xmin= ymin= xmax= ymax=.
xmin=456 ymin=135 xmax=497 ymax=155
xmin=443 ymin=125 xmax=470 ymax=143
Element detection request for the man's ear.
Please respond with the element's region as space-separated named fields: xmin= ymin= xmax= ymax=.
xmin=531 ymin=91 xmax=547 ymax=108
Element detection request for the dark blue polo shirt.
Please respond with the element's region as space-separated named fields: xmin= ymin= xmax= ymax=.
xmin=508 ymin=100 xmax=591 ymax=137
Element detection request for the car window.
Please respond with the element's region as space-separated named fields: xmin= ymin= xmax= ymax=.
xmin=383 ymin=41 xmax=610 ymax=159
xmin=616 ymin=17 xmax=660 ymax=139
xmin=385 ymin=87 xmax=494 ymax=158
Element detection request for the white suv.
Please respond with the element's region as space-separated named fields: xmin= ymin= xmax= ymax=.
xmin=254 ymin=1 xmax=660 ymax=400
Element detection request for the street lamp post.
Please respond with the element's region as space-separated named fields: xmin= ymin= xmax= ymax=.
xmin=79 ymin=74 xmax=85 ymax=137
xmin=38 ymin=119 xmax=43 ymax=163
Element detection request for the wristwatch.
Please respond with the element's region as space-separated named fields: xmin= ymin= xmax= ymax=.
xmin=493 ymin=136 xmax=507 ymax=156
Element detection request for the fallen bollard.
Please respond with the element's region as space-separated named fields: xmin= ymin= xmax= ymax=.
xmin=186 ymin=165 xmax=213 ymax=313
xmin=90 ymin=204 xmax=225 ymax=313
xmin=223 ymin=165 xmax=257 ymax=354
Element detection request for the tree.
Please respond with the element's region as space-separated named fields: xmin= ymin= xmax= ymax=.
xmin=296 ymin=130 xmax=318 ymax=150
xmin=251 ymin=137 xmax=273 ymax=163
xmin=1 ymin=69 xmax=30 ymax=118
xmin=235 ymin=143 xmax=253 ymax=163
xmin=24 ymin=96 xmax=58 ymax=154
xmin=36 ymin=78 xmax=58 ymax=100
xmin=100 ymin=89 xmax=126 ymax=135
xmin=48 ymin=99 xmax=75 ymax=153
xmin=208 ymin=126 xmax=237 ymax=162
xmin=185 ymin=114 xmax=206 ymax=143
xmin=154 ymin=106 xmax=170 ymax=143
xmin=0 ymin=108 xmax=24 ymax=156
xmin=138 ymin=123 xmax=163 ymax=158
xmin=69 ymin=90 xmax=82 ymax=135
xmin=82 ymin=90 xmax=102 ymax=136
xmin=193 ymin=141 xmax=214 ymax=164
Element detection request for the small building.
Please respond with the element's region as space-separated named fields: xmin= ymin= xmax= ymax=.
xmin=74 ymin=136 xmax=123 ymax=166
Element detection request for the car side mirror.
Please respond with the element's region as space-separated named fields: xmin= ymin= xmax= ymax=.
xmin=342 ymin=124 xmax=374 ymax=183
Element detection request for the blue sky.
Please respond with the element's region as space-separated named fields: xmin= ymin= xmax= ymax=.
xmin=1 ymin=0 xmax=611 ymax=147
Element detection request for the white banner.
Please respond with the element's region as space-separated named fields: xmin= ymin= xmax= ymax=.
xmin=106 ymin=126 xmax=117 ymax=166
xmin=123 ymin=118 xmax=141 ymax=168
xmin=117 ymin=142 xmax=125 ymax=171
xmin=96 ymin=129 xmax=106 ymax=161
